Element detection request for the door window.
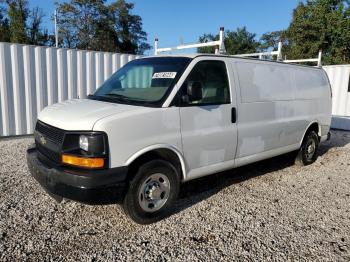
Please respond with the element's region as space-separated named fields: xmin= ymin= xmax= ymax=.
xmin=180 ymin=60 xmax=230 ymax=105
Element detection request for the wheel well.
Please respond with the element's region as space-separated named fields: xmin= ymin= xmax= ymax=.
xmin=127 ymin=149 xmax=183 ymax=182
xmin=303 ymin=122 xmax=321 ymax=142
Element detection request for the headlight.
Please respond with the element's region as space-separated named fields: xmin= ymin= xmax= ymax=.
xmin=62 ymin=132 xmax=108 ymax=169
xmin=79 ymin=135 xmax=89 ymax=151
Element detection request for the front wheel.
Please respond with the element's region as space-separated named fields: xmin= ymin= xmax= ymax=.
xmin=295 ymin=131 xmax=319 ymax=166
xmin=123 ymin=160 xmax=180 ymax=224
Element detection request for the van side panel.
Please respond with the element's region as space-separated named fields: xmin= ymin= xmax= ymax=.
xmin=291 ymin=68 xmax=332 ymax=141
xmin=234 ymin=61 xmax=298 ymax=158
xmin=233 ymin=60 xmax=331 ymax=162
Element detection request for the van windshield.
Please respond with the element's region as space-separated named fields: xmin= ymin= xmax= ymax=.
xmin=91 ymin=57 xmax=191 ymax=107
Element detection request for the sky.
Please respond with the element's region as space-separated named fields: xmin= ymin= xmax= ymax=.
xmin=28 ymin=0 xmax=301 ymax=54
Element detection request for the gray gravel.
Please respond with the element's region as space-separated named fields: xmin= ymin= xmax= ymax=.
xmin=0 ymin=130 xmax=349 ymax=261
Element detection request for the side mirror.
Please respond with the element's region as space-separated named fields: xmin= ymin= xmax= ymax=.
xmin=187 ymin=81 xmax=203 ymax=102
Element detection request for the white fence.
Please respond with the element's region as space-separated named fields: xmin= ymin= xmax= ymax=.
xmin=0 ymin=42 xmax=139 ymax=136
xmin=323 ymin=65 xmax=350 ymax=130
xmin=323 ymin=65 xmax=350 ymax=117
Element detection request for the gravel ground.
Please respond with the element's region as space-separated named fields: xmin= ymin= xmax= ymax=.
xmin=0 ymin=130 xmax=349 ymax=261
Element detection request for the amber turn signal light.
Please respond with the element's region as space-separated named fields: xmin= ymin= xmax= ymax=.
xmin=62 ymin=154 xmax=104 ymax=168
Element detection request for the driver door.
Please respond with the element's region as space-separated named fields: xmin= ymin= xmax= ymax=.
xmin=178 ymin=59 xmax=238 ymax=179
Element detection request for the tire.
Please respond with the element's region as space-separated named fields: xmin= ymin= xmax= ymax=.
xmin=295 ymin=131 xmax=319 ymax=166
xmin=123 ymin=159 xmax=180 ymax=224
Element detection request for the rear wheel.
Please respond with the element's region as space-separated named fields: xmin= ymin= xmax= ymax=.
xmin=123 ymin=159 xmax=180 ymax=224
xmin=295 ymin=131 xmax=319 ymax=166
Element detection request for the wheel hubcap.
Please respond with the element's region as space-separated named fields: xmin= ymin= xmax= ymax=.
xmin=305 ymin=139 xmax=316 ymax=160
xmin=138 ymin=173 xmax=170 ymax=213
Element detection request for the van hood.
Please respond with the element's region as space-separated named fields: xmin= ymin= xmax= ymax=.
xmin=38 ymin=99 xmax=143 ymax=131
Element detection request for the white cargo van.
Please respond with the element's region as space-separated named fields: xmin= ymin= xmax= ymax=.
xmin=27 ymin=55 xmax=332 ymax=224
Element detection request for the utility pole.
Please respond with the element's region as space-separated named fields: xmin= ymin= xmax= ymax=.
xmin=54 ymin=9 xmax=58 ymax=48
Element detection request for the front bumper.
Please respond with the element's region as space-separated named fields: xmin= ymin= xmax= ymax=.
xmin=27 ymin=146 xmax=128 ymax=204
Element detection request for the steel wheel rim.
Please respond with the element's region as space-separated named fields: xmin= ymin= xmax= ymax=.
xmin=305 ymin=139 xmax=316 ymax=160
xmin=138 ymin=173 xmax=171 ymax=213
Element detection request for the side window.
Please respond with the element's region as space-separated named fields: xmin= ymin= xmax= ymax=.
xmin=182 ymin=60 xmax=230 ymax=105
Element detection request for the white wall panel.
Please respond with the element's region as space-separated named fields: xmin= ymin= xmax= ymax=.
xmin=323 ymin=65 xmax=350 ymax=117
xmin=46 ymin=47 xmax=57 ymax=105
xmin=11 ymin=44 xmax=27 ymax=135
xmin=77 ymin=50 xmax=87 ymax=99
xmin=57 ymin=49 xmax=68 ymax=102
xmin=0 ymin=43 xmax=11 ymax=135
xmin=104 ymin=53 xmax=112 ymax=81
xmin=34 ymin=46 xmax=46 ymax=115
xmin=67 ymin=50 xmax=77 ymax=100
xmin=0 ymin=42 xmax=139 ymax=136
xmin=95 ymin=52 xmax=104 ymax=88
xmin=23 ymin=45 xmax=36 ymax=133
xmin=112 ymin=53 xmax=120 ymax=73
xmin=86 ymin=51 xmax=95 ymax=96
xmin=121 ymin=54 xmax=128 ymax=67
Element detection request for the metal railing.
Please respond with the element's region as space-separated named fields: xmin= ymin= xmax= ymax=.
xmin=154 ymin=27 xmax=226 ymax=55
xmin=154 ymin=27 xmax=322 ymax=66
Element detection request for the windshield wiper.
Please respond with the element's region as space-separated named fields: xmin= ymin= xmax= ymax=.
xmin=89 ymin=93 xmax=149 ymax=105
xmin=105 ymin=93 xmax=147 ymax=102
xmin=103 ymin=93 xmax=132 ymax=101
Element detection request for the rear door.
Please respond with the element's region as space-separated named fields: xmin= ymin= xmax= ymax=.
xmin=178 ymin=58 xmax=238 ymax=179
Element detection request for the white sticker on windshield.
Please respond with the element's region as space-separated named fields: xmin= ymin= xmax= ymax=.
xmin=152 ymin=72 xmax=177 ymax=79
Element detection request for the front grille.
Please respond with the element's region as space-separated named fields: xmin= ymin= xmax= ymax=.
xmin=35 ymin=121 xmax=65 ymax=163
xmin=36 ymin=142 xmax=61 ymax=163
xmin=35 ymin=121 xmax=65 ymax=145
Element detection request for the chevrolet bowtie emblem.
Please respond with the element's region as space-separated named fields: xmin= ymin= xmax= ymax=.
xmin=40 ymin=135 xmax=47 ymax=145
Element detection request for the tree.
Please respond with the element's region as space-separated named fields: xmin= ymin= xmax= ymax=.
xmin=108 ymin=0 xmax=150 ymax=54
xmin=197 ymin=33 xmax=217 ymax=53
xmin=93 ymin=2 xmax=120 ymax=51
xmin=259 ymin=30 xmax=285 ymax=51
xmin=197 ymin=27 xmax=260 ymax=55
xmin=56 ymin=0 xmax=150 ymax=54
xmin=27 ymin=7 xmax=50 ymax=45
xmin=0 ymin=1 xmax=10 ymax=41
xmin=7 ymin=0 xmax=28 ymax=43
xmin=284 ymin=0 xmax=350 ymax=65
xmin=57 ymin=0 xmax=104 ymax=49
xmin=3 ymin=0 xmax=50 ymax=45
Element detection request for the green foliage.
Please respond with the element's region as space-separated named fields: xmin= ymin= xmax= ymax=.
xmin=1 ymin=0 xmax=50 ymax=45
xmin=57 ymin=0 xmax=104 ymax=49
xmin=198 ymin=27 xmax=260 ymax=55
xmin=199 ymin=1 xmax=350 ymax=65
xmin=285 ymin=0 xmax=350 ymax=64
xmin=259 ymin=30 xmax=285 ymax=51
xmin=8 ymin=0 xmax=28 ymax=43
xmin=57 ymin=0 xmax=150 ymax=54
xmin=109 ymin=0 xmax=150 ymax=54
xmin=0 ymin=1 xmax=10 ymax=41
xmin=197 ymin=33 xmax=217 ymax=53
xmin=0 ymin=0 xmax=149 ymax=52
xmin=225 ymin=27 xmax=260 ymax=55
xmin=1 ymin=0 xmax=349 ymax=64
xmin=27 ymin=7 xmax=51 ymax=45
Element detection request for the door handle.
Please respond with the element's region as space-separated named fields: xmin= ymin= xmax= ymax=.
xmin=231 ymin=107 xmax=237 ymax=123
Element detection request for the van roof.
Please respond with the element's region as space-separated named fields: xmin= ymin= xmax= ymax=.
xmin=144 ymin=54 xmax=323 ymax=70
